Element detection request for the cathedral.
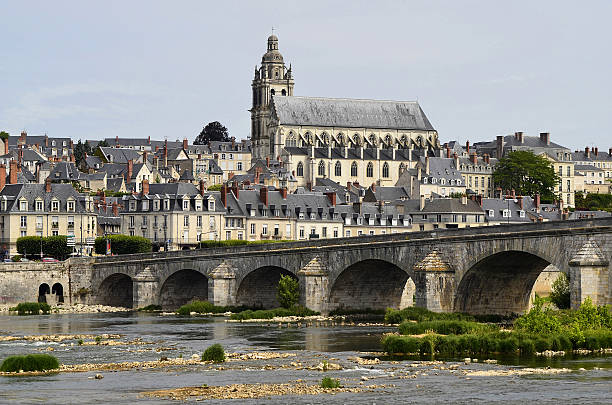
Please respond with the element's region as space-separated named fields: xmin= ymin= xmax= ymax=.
xmin=250 ymin=35 xmax=441 ymax=188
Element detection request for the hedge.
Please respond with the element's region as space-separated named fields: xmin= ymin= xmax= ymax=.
xmin=16 ymin=235 xmax=72 ymax=260
xmin=94 ymin=235 xmax=152 ymax=255
xmin=0 ymin=354 xmax=60 ymax=372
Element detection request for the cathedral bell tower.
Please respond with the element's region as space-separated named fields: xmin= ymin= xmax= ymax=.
xmin=250 ymin=34 xmax=294 ymax=160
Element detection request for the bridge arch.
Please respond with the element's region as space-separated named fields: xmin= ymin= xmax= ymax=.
xmin=454 ymin=250 xmax=554 ymax=315
xmin=38 ymin=283 xmax=50 ymax=303
xmin=159 ymin=269 xmax=208 ymax=310
xmin=97 ymin=273 xmax=133 ymax=308
xmin=51 ymin=283 xmax=64 ymax=304
xmin=329 ymin=259 xmax=414 ymax=311
xmin=236 ymin=266 xmax=296 ymax=308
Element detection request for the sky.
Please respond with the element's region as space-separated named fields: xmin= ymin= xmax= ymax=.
xmin=1 ymin=0 xmax=611 ymax=150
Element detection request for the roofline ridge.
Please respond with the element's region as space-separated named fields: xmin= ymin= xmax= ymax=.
xmin=277 ymin=95 xmax=420 ymax=104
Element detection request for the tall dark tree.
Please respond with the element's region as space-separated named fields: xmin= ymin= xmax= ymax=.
xmin=194 ymin=121 xmax=230 ymax=145
xmin=74 ymin=140 xmax=92 ymax=168
xmin=493 ymin=150 xmax=559 ymax=200
xmin=0 ymin=131 xmax=9 ymax=141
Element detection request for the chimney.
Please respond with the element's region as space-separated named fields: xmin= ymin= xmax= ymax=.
xmin=594 ymin=147 xmax=599 ymax=156
xmin=453 ymin=152 xmax=459 ymax=169
xmin=20 ymin=131 xmax=26 ymax=143
xmin=142 ymin=151 xmax=148 ymax=163
xmin=182 ymin=138 xmax=188 ymax=150
xmin=221 ymin=184 xmax=228 ymax=207
xmin=260 ymin=187 xmax=268 ymax=205
xmin=155 ymin=145 xmax=159 ymax=152
xmin=147 ymin=135 xmax=151 ymax=144
xmin=585 ymin=147 xmax=590 ymax=158
xmin=420 ymin=195 xmax=425 ymax=211
xmin=199 ymin=180 xmax=205 ymax=196
xmin=0 ymin=164 xmax=5 ymax=191
xmin=446 ymin=146 xmax=451 ymax=158
xmin=45 ymin=177 xmax=52 ymax=193
xmin=231 ymin=182 xmax=239 ymax=199
xmin=17 ymin=145 xmax=23 ymax=164
xmin=515 ymin=131 xmax=524 ymax=143
xmin=465 ymin=140 xmax=470 ymax=154
xmin=127 ymin=159 xmax=133 ymax=181
xmin=231 ymin=137 xmax=236 ymax=149
xmin=496 ymin=135 xmax=504 ymax=158
xmin=461 ymin=195 xmax=468 ymax=205
xmin=280 ymin=187 xmax=288 ymax=199
xmin=535 ymin=194 xmax=540 ymax=212
xmin=163 ymin=141 xmax=168 ymax=167
xmin=470 ymin=152 xmax=477 ymax=165
xmin=476 ymin=195 xmax=483 ymax=207
xmin=266 ymin=157 xmax=270 ymax=167
xmin=112 ymin=202 xmax=118 ymax=216
xmin=425 ymin=156 xmax=430 ymax=174
xmin=609 ymin=148 xmax=612 ymax=156
xmin=517 ymin=195 xmax=523 ymax=209
xmin=539 ymin=132 xmax=550 ymax=146
xmin=3 ymin=139 xmax=8 ymax=155
xmin=9 ymin=160 xmax=18 ymax=184
xmin=325 ymin=191 xmax=336 ymax=206
xmin=371 ymin=182 xmax=376 ymax=193
xmin=44 ymin=135 xmax=48 ymax=147
xmin=483 ymin=154 xmax=490 ymax=164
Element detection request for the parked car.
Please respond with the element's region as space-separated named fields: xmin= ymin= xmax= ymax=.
xmin=42 ymin=257 xmax=59 ymax=263
xmin=2 ymin=258 xmax=12 ymax=263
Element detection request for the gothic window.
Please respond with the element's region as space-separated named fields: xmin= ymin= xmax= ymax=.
xmin=335 ymin=161 xmax=342 ymax=176
xmin=351 ymin=161 xmax=358 ymax=177
xmin=400 ymin=134 xmax=407 ymax=147
xmin=281 ymin=89 xmax=286 ymax=96
xmin=297 ymin=162 xmax=304 ymax=177
xmin=318 ymin=161 xmax=325 ymax=176
xmin=382 ymin=162 xmax=389 ymax=178
xmin=384 ymin=134 xmax=392 ymax=148
xmin=366 ymin=162 xmax=374 ymax=177
xmin=368 ymin=134 xmax=377 ymax=147
xmin=336 ymin=133 xmax=344 ymax=147
xmin=399 ymin=163 xmax=406 ymax=176
xmin=352 ymin=134 xmax=361 ymax=147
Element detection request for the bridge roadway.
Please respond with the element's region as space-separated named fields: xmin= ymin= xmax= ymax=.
xmin=2 ymin=218 xmax=611 ymax=315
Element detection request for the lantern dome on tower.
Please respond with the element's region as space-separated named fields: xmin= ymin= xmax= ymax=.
xmin=262 ymin=34 xmax=284 ymax=63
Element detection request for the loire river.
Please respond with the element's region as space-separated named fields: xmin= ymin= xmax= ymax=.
xmin=0 ymin=312 xmax=610 ymax=404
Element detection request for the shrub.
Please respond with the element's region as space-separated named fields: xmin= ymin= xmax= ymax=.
xmin=229 ymin=306 xmax=318 ymax=320
xmin=384 ymin=307 xmax=475 ymax=324
xmin=514 ymin=296 xmax=562 ymax=334
xmin=13 ymin=302 xmax=51 ymax=315
xmin=320 ymin=377 xmax=341 ymax=389
xmin=11 ymin=255 xmax=22 ymax=262
xmin=277 ymin=274 xmax=299 ymax=309
xmin=381 ymin=335 xmax=421 ymax=354
xmin=0 ymin=354 xmax=59 ymax=372
xmin=202 ymin=344 xmax=225 ymax=363
xmin=549 ymin=273 xmax=570 ymax=309
xmin=398 ymin=320 xmax=497 ymax=336
xmin=94 ymin=235 xmax=152 ymax=255
xmin=17 ymin=236 xmax=72 ymax=260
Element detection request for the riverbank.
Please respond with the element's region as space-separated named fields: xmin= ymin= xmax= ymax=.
xmin=0 ymin=303 xmax=131 ymax=314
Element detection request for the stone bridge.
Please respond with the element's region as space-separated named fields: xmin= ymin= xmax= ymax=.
xmin=2 ymin=218 xmax=611 ymax=315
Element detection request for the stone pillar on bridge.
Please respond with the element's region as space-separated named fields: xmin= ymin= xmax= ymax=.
xmin=298 ymin=257 xmax=329 ymax=314
xmin=132 ymin=267 xmax=159 ymax=309
xmin=569 ymin=241 xmax=610 ymax=308
xmin=208 ymin=262 xmax=236 ymax=307
xmin=413 ymin=250 xmax=455 ymax=312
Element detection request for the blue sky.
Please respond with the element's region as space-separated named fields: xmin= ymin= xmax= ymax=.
xmin=1 ymin=0 xmax=610 ymax=149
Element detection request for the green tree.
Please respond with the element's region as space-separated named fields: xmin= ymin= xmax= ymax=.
xmin=97 ymin=139 xmax=109 ymax=147
xmin=549 ymin=273 xmax=570 ymax=309
xmin=94 ymin=235 xmax=152 ymax=255
xmin=276 ymin=274 xmax=299 ymax=308
xmin=194 ymin=121 xmax=230 ymax=145
xmin=0 ymin=131 xmax=9 ymax=141
xmin=74 ymin=140 xmax=93 ymax=168
xmin=17 ymin=235 xmax=72 ymax=260
xmin=493 ymin=151 xmax=559 ymax=200
xmin=574 ymin=192 xmax=612 ymax=212
xmin=207 ymin=184 xmax=222 ymax=191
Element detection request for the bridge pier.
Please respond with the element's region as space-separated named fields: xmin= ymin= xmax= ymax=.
xmin=413 ymin=250 xmax=455 ymax=312
xmin=208 ymin=262 xmax=236 ymax=307
xmin=298 ymin=257 xmax=329 ymax=314
xmin=132 ymin=267 xmax=159 ymax=309
xmin=569 ymin=241 xmax=610 ymax=308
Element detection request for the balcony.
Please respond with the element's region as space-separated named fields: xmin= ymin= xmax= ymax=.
xmin=51 ymin=222 xmax=59 ymax=229
xmin=260 ymin=233 xmax=270 ymax=239
xmin=67 ymin=224 xmax=74 ymax=230
xmin=272 ymin=233 xmax=284 ymax=240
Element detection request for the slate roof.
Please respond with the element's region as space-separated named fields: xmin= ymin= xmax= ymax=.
xmin=417 ymin=198 xmax=484 ymax=214
xmin=271 ymin=96 xmax=435 ymax=131
xmin=49 ymin=162 xmax=87 ymax=181
xmin=575 ymin=164 xmax=603 ymax=172
xmin=0 ymin=183 xmax=89 ymax=212
xmin=106 ymin=177 xmax=125 ymax=192
xmin=179 ymin=169 xmax=195 ymax=181
xmin=99 ymin=147 xmax=141 ymax=164
xmin=478 ymin=135 xmax=568 ymax=150
xmin=571 ymin=151 xmax=612 ymax=162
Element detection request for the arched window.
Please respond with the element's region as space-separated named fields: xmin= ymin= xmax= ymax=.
xmin=351 ymin=161 xmax=358 ymax=177
xmin=382 ymin=162 xmax=389 ymax=178
xmin=352 ymin=134 xmax=361 ymax=147
xmin=336 ymin=133 xmax=344 ymax=147
xmin=366 ymin=162 xmax=374 ymax=177
xmin=297 ymin=162 xmax=304 ymax=177
xmin=334 ymin=161 xmax=342 ymax=176
xmin=368 ymin=134 xmax=377 ymax=147
xmin=399 ymin=163 xmax=406 ymax=176
xmin=384 ymin=134 xmax=392 ymax=148
xmin=318 ymin=161 xmax=326 ymax=176
xmin=270 ymin=89 xmax=275 ymax=96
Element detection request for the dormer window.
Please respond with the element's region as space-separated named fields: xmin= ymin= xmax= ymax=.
xmin=432 ymin=178 xmax=437 ymax=184
xmin=142 ymin=201 xmax=149 ymax=211
xmin=67 ymin=200 xmax=75 ymax=212
xmin=488 ymin=209 xmax=494 ymax=217
xmin=208 ymin=199 xmax=215 ymax=211
xmin=183 ymin=199 xmax=189 ymax=210
xmin=441 ymin=178 xmax=446 ymax=185
xmin=129 ymin=201 xmax=136 ymax=211
xmin=164 ymin=200 xmax=169 ymax=210
xmin=36 ymin=200 xmax=43 ymax=211
xmin=153 ymin=200 xmax=159 ymax=211
xmin=20 ymin=200 xmax=28 ymax=211
xmin=503 ymin=209 xmax=510 ymax=218
xmin=423 ymin=178 xmax=428 ymax=184
xmin=195 ymin=201 xmax=202 ymax=211
xmin=51 ymin=200 xmax=59 ymax=212
xmin=519 ymin=210 xmax=525 ymax=218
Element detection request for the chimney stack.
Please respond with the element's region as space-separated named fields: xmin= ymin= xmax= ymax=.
xmin=453 ymin=152 xmax=459 ymax=169
xmin=609 ymin=148 xmax=612 ymax=156
xmin=280 ymin=187 xmax=287 ymax=199
xmin=446 ymin=146 xmax=451 ymax=158
xmin=9 ymin=160 xmax=18 ymax=184
xmin=515 ymin=131 xmax=524 ymax=143
xmin=585 ymin=147 xmax=590 ymax=158
xmin=112 ymin=202 xmax=118 ymax=216
xmin=594 ymin=147 xmax=599 ymax=156
xmin=517 ymin=195 xmax=523 ymax=209
xmin=496 ymin=135 xmax=504 ymax=158
xmin=199 ymin=180 xmax=205 ymax=196
xmin=115 ymin=135 xmax=119 ymax=145
xmin=540 ymin=132 xmax=550 ymax=146
xmin=147 ymin=135 xmax=151 ymax=144
xmin=260 ymin=187 xmax=268 ymax=205
xmin=141 ymin=179 xmax=149 ymax=196
xmin=163 ymin=140 xmax=168 ymax=167
xmin=420 ymin=195 xmax=425 ymax=211
xmin=0 ymin=164 xmax=5 ymax=192
xmin=465 ymin=140 xmax=470 ymax=154
xmin=142 ymin=151 xmax=148 ymax=163
xmin=3 ymin=139 xmax=8 ymax=155
xmin=425 ymin=156 xmax=430 ymax=174
xmin=470 ymin=152 xmax=478 ymax=165
xmin=45 ymin=177 xmax=52 ymax=193
xmin=266 ymin=157 xmax=270 ymax=167
xmin=127 ymin=159 xmax=133 ymax=181
xmin=221 ymin=184 xmax=228 ymax=207
xmin=182 ymin=138 xmax=188 ymax=150
xmin=231 ymin=181 xmax=239 ymax=199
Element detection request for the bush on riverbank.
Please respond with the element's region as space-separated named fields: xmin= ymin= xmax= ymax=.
xmin=9 ymin=302 xmax=51 ymax=315
xmin=384 ymin=307 xmax=475 ymax=324
xmin=0 ymin=354 xmax=59 ymax=372
xmin=277 ymin=274 xmax=299 ymax=309
xmin=320 ymin=377 xmax=341 ymax=388
xmin=398 ymin=320 xmax=498 ymax=336
xmin=202 ymin=344 xmax=225 ymax=363
xmin=176 ymin=300 xmax=248 ymax=315
xmin=229 ymin=306 xmax=319 ymax=320
xmin=549 ymin=273 xmax=570 ymax=309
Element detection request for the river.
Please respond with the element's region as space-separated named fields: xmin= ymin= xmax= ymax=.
xmin=0 ymin=312 xmax=610 ymax=404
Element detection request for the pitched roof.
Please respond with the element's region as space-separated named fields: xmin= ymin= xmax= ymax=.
xmin=271 ymin=96 xmax=435 ymax=131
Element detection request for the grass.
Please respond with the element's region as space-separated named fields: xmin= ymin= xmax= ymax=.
xmin=0 ymin=354 xmax=60 ymax=372
xmin=398 ymin=320 xmax=498 ymax=335
xmin=320 ymin=377 xmax=341 ymax=389
xmin=229 ymin=306 xmax=319 ymax=320
xmin=176 ymin=300 xmax=249 ymax=315
xmin=9 ymin=302 xmax=51 ymax=315
xmin=384 ymin=307 xmax=475 ymax=324
xmin=202 ymin=344 xmax=225 ymax=363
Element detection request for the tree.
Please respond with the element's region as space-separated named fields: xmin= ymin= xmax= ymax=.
xmin=97 ymin=139 xmax=109 ymax=147
xmin=276 ymin=274 xmax=299 ymax=308
xmin=194 ymin=121 xmax=230 ymax=145
xmin=94 ymin=235 xmax=152 ymax=255
xmin=493 ymin=151 xmax=559 ymax=200
xmin=74 ymin=140 xmax=92 ymax=168
xmin=0 ymin=131 xmax=9 ymax=141
xmin=549 ymin=273 xmax=570 ymax=309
